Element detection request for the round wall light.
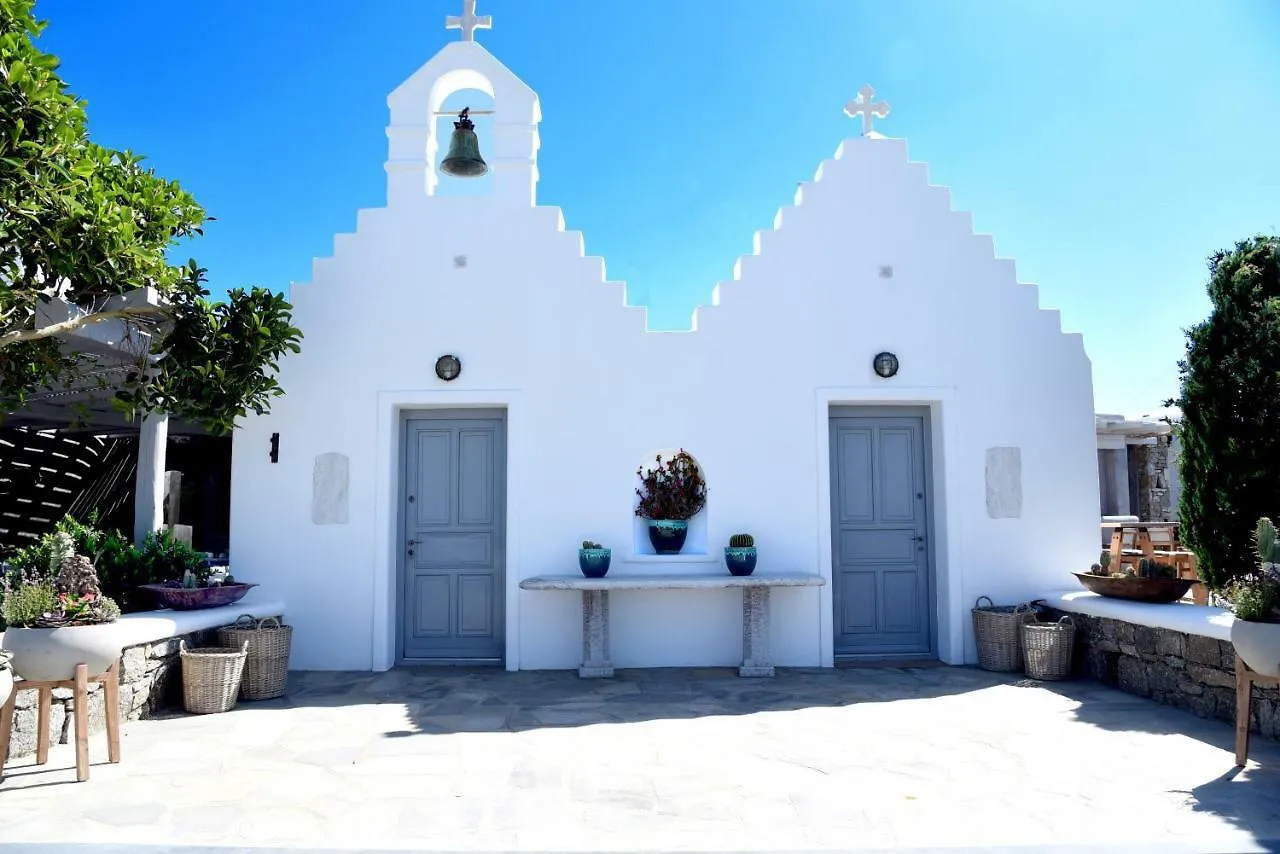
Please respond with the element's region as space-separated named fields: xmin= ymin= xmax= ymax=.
xmin=435 ymin=354 xmax=462 ymax=382
xmin=873 ymin=351 xmax=899 ymax=379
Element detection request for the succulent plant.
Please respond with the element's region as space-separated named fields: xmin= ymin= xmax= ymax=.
xmin=1256 ymin=517 xmax=1280 ymax=564
xmin=581 ymin=541 xmax=603 ymax=550
xmin=1089 ymin=562 xmax=1104 ymax=575
xmin=729 ymin=534 xmax=755 ymax=548
xmin=182 ymin=569 xmax=198 ymax=589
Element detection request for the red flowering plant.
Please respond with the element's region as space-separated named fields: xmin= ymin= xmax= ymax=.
xmin=634 ymin=450 xmax=708 ymax=521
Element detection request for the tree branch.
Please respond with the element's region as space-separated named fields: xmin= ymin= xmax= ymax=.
xmin=0 ymin=305 xmax=170 ymax=349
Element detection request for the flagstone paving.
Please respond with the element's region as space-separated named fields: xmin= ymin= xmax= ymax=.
xmin=0 ymin=666 xmax=1278 ymax=852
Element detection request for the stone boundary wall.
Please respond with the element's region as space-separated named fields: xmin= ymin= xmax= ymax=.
xmin=1045 ymin=607 xmax=1279 ymax=741
xmin=5 ymin=627 xmax=218 ymax=760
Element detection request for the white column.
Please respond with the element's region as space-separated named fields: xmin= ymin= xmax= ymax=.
xmin=133 ymin=412 xmax=169 ymax=546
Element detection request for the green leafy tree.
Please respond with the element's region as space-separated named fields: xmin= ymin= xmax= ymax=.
xmin=1167 ymin=235 xmax=1280 ymax=589
xmin=0 ymin=0 xmax=300 ymax=433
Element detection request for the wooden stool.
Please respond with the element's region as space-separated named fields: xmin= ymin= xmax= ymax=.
xmin=1235 ymin=654 xmax=1280 ymax=766
xmin=0 ymin=660 xmax=121 ymax=782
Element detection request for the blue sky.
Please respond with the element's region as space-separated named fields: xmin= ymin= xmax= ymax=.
xmin=33 ymin=0 xmax=1280 ymax=415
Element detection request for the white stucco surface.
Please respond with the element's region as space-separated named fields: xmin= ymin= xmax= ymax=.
xmin=1047 ymin=590 xmax=1234 ymax=641
xmin=229 ymin=39 xmax=1100 ymax=672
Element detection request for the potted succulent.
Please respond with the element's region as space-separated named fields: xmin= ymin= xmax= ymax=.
xmin=634 ymin=450 xmax=708 ymax=555
xmin=1072 ymin=553 xmax=1193 ymax=604
xmin=1 ymin=531 xmax=123 ymax=681
xmin=1228 ymin=518 xmax=1280 ymax=677
xmin=137 ymin=529 xmax=257 ymax=610
xmin=724 ymin=534 xmax=757 ymax=576
xmin=578 ymin=541 xmax=611 ymax=578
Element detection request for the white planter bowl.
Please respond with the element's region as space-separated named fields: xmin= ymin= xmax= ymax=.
xmin=4 ymin=624 xmax=122 ymax=682
xmin=1231 ymin=619 xmax=1280 ymax=678
xmin=0 ymin=667 xmax=12 ymax=708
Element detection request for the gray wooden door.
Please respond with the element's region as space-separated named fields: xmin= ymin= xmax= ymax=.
xmin=830 ymin=410 xmax=934 ymax=657
xmin=400 ymin=411 xmax=506 ymax=663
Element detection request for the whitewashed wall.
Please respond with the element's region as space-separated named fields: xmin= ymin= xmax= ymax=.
xmin=230 ymin=42 xmax=1099 ymax=671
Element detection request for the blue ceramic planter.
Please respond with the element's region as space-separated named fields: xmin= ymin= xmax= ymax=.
xmin=647 ymin=520 xmax=689 ymax=555
xmin=724 ymin=547 xmax=758 ymax=576
xmin=578 ymin=548 xmax=611 ymax=578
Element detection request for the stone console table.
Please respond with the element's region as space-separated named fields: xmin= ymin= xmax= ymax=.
xmin=519 ymin=573 xmax=825 ymax=678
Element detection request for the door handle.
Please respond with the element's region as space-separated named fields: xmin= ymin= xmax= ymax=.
xmin=407 ymin=538 xmax=419 ymax=556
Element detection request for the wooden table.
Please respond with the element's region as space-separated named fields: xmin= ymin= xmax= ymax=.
xmin=1099 ymin=521 xmax=1205 ymax=605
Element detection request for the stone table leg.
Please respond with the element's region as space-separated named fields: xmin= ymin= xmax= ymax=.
xmin=579 ymin=590 xmax=614 ymax=678
xmin=740 ymin=586 xmax=774 ymax=677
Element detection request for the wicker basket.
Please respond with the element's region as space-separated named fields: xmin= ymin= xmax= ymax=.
xmin=1022 ymin=616 xmax=1076 ymax=681
xmin=972 ymin=596 xmax=1036 ymax=672
xmin=180 ymin=640 xmax=249 ymax=714
xmin=217 ymin=614 xmax=293 ymax=700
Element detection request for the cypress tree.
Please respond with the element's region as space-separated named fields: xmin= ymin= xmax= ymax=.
xmin=1170 ymin=236 xmax=1280 ymax=589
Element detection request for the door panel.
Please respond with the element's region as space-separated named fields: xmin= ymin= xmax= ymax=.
xmin=401 ymin=413 xmax=506 ymax=663
xmin=830 ymin=412 xmax=934 ymax=657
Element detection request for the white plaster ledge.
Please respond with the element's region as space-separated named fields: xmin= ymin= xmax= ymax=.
xmin=1042 ymin=590 xmax=1233 ymax=642
xmin=0 ymin=589 xmax=286 ymax=650
xmin=521 ymin=572 xmax=825 ymax=591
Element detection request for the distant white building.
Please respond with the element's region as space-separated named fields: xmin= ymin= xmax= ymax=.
xmin=227 ymin=9 xmax=1100 ymax=672
xmin=1095 ymin=410 xmax=1180 ymax=522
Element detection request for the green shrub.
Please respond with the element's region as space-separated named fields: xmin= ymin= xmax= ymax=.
xmin=1229 ymin=576 xmax=1278 ymax=622
xmin=1169 ymin=236 xmax=1280 ymax=589
xmin=0 ymin=577 xmax=56 ymax=627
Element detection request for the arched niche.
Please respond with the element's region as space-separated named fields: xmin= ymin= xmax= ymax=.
xmin=631 ymin=448 xmax=710 ymax=557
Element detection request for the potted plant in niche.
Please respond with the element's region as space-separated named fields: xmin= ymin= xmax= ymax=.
xmin=724 ymin=534 xmax=757 ymax=576
xmin=1228 ymin=517 xmax=1280 ymax=677
xmin=578 ymin=541 xmax=611 ymax=578
xmin=635 ymin=450 xmax=708 ymax=555
xmin=1 ymin=531 xmax=123 ymax=682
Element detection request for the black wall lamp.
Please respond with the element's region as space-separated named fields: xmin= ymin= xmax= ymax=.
xmin=873 ymin=351 xmax=899 ymax=379
xmin=435 ymin=354 xmax=462 ymax=381
xmin=269 ymin=432 xmax=279 ymax=463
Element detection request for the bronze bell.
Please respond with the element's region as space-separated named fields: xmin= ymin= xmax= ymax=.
xmin=440 ymin=107 xmax=488 ymax=178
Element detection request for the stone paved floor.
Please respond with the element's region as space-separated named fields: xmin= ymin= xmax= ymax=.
xmin=0 ymin=666 xmax=1278 ymax=852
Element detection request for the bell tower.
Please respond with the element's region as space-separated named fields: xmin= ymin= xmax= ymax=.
xmin=384 ymin=0 xmax=541 ymax=207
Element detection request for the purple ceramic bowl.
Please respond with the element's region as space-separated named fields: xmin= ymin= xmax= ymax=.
xmin=140 ymin=582 xmax=258 ymax=611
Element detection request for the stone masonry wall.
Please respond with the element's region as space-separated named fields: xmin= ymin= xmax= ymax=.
xmin=1046 ymin=608 xmax=1279 ymax=741
xmin=5 ymin=628 xmax=217 ymax=759
xmin=1132 ymin=438 xmax=1173 ymax=522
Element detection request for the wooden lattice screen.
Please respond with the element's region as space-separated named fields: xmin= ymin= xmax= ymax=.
xmin=0 ymin=428 xmax=137 ymax=555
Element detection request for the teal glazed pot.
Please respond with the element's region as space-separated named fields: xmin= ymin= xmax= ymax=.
xmin=724 ymin=547 xmax=758 ymax=576
xmin=647 ymin=520 xmax=689 ymax=555
xmin=578 ymin=548 xmax=611 ymax=578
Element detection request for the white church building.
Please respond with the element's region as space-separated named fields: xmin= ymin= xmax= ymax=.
xmin=229 ymin=5 xmax=1100 ymax=673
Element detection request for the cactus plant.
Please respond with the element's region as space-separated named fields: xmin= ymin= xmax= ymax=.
xmin=1256 ymin=517 xmax=1280 ymax=565
xmin=1099 ymin=551 xmax=1111 ymax=572
xmin=729 ymin=534 xmax=754 ymax=548
xmin=581 ymin=541 xmax=603 ymax=550
xmin=1089 ymin=562 xmax=1104 ymax=575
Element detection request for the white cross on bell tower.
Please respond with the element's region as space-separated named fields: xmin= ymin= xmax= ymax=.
xmin=446 ymin=0 xmax=492 ymax=42
xmin=844 ymin=84 xmax=890 ymax=136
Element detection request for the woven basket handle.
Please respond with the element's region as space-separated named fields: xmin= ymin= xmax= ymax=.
xmin=256 ymin=616 xmax=282 ymax=630
xmin=974 ymin=596 xmax=994 ymax=609
xmin=233 ymin=614 xmax=256 ymax=629
xmin=1057 ymin=616 xmax=1075 ymax=627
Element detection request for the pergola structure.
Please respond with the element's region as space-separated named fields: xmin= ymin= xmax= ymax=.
xmin=4 ymin=290 xmax=212 ymax=545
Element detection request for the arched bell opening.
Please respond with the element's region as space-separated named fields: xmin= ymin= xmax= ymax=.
xmin=428 ymin=74 xmax=495 ymax=197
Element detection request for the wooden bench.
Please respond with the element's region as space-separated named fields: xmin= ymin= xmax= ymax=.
xmin=1236 ymin=654 xmax=1280 ymax=766
xmin=520 ymin=572 xmax=825 ymax=677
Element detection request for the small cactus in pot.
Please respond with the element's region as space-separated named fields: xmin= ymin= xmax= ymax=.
xmin=725 ymin=533 xmax=758 ymax=577
xmin=578 ymin=541 xmax=611 ymax=579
